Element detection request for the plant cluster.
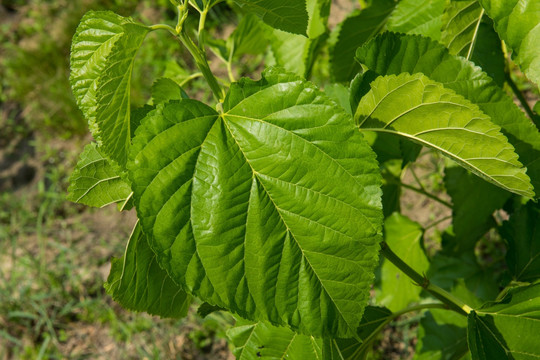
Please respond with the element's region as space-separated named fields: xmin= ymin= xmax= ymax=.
xmin=67 ymin=0 xmax=540 ymax=358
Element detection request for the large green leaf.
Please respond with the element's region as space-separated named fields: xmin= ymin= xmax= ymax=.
xmin=479 ymin=0 xmax=540 ymax=88
xmin=70 ymin=11 xmax=149 ymax=166
xmin=355 ymin=72 xmax=532 ymax=197
xmin=104 ymin=222 xmax=191 ymax=318
xmin=467 ymin=283 xmax=540 ymax=360
xmin=444 ymin=165 xmax=510 ymax=252
xmin=441 ymin=0 xmax=485 ymax=58
xmin=378 ymin=213 xmax=428 ymax=311
xmin=329 ymin=0 xmax=397 ymax=82
xmin=386 ymin=0 xmax=446 ymax=40
xmin=67 ymin=143 xmax=131 ymax=208
xmin=356 ymin=32 xmax=540 ymax=196
xmin=227 ymin=319 xmax=322 ymax=359
xmin=233 ymin=0 xmax=309 ymax=35
xmin=500 ymin=202 xmax=540 ymax=283
xmin=128 ymin=68 xmax=383 ymax=337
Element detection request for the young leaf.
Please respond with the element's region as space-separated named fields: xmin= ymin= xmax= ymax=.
xmin=356 ymin=32 xmax=540 ymax=196
xmin=444 ymin=165 xmax=510 ymax=252
xmin=227 ymin=319 xmax=323 ymax=359
xmin=67 ymin=143 xmax=131 ymax=208
xmin=70 ymin=11 xmax=149 ymax=166
xmin=467 ymin=283 xmax=540 ymax=360
xmin=356 ymin=72 xmax=532 ymax=198
xmin=232 ymin=0 xmax=309 ymax=35
xmin=128 ymin=68 xmax=383 ymax=338
xmin=441 ymin=0 xmax=485 ymax=58
xmin=70 ymin=11 xmax=126 ymax=127
xmin=329 ymin=0 xmax=397 ymax=82
xmin=104 ymin=222 xmax=191 ymax=318
xmin=379 ymin=213 xmax=428 ymax=312
xmin=151 ymin=78 xmax=189 ymax=105
xmin=500 ymin=202 xmax=540 ymax=283
xmin=478 ymin=0 xmax=540 ymax=88
xmin=386 ymin=0 xmax=446 ymax=40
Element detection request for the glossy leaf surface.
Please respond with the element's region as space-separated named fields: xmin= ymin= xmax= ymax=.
xmin=129 ymin=68 xmax=383 ymax=337
xmin=356 ymin=72 xmax=532 ymax=198
xmin=67 ymin=143 xmax=131 ymax=208
xmin=227 ymin=319 xmax=323 ymax=359
xmin=468 ymin=283 xmax=540 ymax=360
xmin=356 ymin=32 xmax=540 ymax=196
xmin=105 ymin=222 xmax=191 ymax=318
xmin=479 ymin=0 xmax=540 ymax=87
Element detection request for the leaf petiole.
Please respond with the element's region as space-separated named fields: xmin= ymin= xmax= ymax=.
xmin=379 ymin=241 xmax=473 ymax=316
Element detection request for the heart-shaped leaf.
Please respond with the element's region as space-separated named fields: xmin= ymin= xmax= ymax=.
xmin=129 ymin=68 xmax=383 ymax=337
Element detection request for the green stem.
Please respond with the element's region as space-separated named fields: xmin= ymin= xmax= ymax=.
xmin=505 ymin=71 xmax=537 ymax=122
xmin=379 ymin=241 xmax=473 ymax=316
xmin=387 ymin=178 xmax=452 ymax=208
xmin=150 ymin=23 xmax=224 ymax=101
xmin=178 ymin=32 xmax=224 ymax=101
xmin=350 ymin=302 xmax=448 ymax=358
xmin=198 ymin=8 xmax=208 ymax=50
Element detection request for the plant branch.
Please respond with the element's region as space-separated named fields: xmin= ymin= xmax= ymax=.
xmin=177 ymin=31 xmax=224 ymax=101
xmin=379 ymin=241 xmax=472 ymax=316
xmin=505 ymin=72 xmax=537 ymax=122
xmin=386 ymin=177 xmax=452 ymax=208
xmin=350 ymin=302 xmax=448 ymax=358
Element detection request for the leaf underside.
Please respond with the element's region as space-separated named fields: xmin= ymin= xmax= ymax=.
xmin=129 ymin=68 xmax=383 ymax=338
xmin=479 ymin=0 xmax=540 ymax=88
xmin=67 ymin=142 xmax=131 ymax=208
xmin=356 ymin=72 xmax=532 ymax=198
xmin=356 ymin=32 xmax=540 ymax=197
xmin=441 ymin=0 xmax=484 ymax=58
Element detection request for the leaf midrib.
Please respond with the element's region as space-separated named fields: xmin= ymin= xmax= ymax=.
xmin=219 ymin=115 xmax=357 ymax=335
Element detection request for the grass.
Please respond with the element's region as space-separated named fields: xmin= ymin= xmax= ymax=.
xmin=0 ymin=128 xmax=233 ymax=359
